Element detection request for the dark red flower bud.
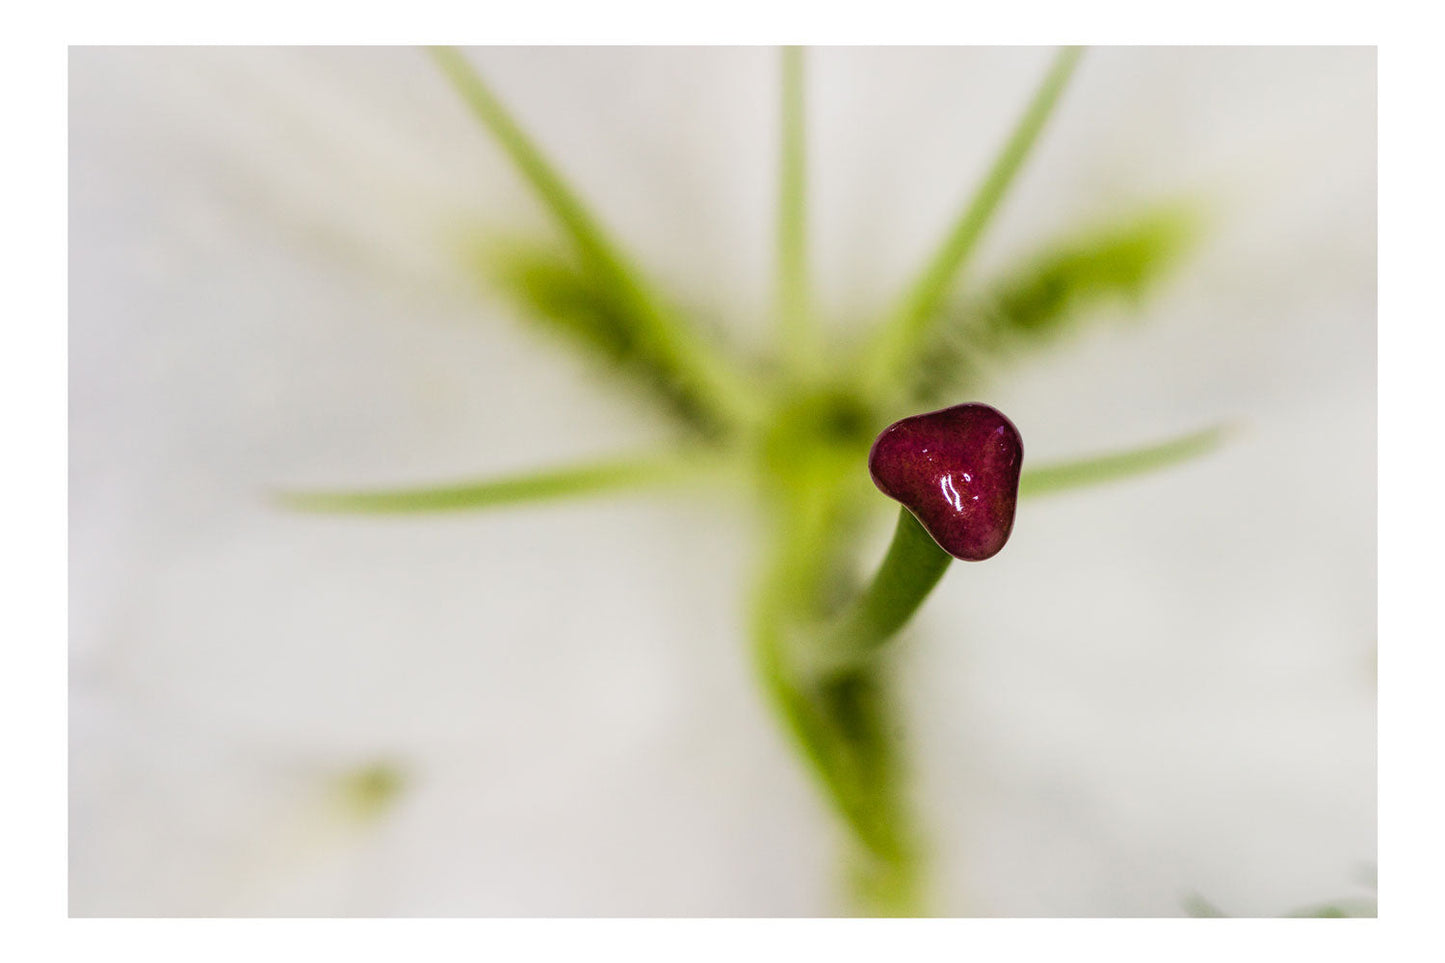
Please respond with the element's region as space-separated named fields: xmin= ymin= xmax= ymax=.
xmin=867 ymin=403 xmax=1024 ymax=561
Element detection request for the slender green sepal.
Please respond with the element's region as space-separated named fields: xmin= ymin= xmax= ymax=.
xmin=429 ymin=46 xmax=762 ymax=430
xmin=861 ymin=46 xmax=1083 ymax=400
xmin=1019 ymin=425 xmax=1229 ymax=499
xmin=275 ymin=451 xmax=713 ymax=514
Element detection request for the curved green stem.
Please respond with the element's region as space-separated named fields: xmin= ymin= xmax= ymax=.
xmin=806 ymin=507 xmax=953 ymax=676
xmin=751 ymin=570 xmax=925 ymax=915
xmin=749 ymin=477 xmax=927 ymax=914
xmin=749 ymin=496 xmax=955 ymax=916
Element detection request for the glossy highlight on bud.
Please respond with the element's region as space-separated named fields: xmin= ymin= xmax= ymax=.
xmin=868 ymin=403 xmax=1024 ymax=561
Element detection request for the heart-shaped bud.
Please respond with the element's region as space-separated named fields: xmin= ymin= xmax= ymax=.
xmin=868 ymin=403 xmax=1024 ymax=561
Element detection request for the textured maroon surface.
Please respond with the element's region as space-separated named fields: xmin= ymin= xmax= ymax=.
xmin=868 ymin=403 xmax=1024 ymax=561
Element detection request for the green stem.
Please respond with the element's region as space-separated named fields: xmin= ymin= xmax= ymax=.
xmin=749 ymin=481 xmax=926 ymax=914
xmin=805 ymin=507 xmax=953 ymax=676
xmin=751 ymin=587 xmax=923 ymax=915
xmin=776 ymin=45 xmax=817 ymax=380
xmin=861 ymin=46 xmax=1083 ymax=400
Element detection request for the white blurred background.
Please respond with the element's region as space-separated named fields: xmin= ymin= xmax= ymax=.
xmin=69 ymin=46 xmax=1375 ymax=916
